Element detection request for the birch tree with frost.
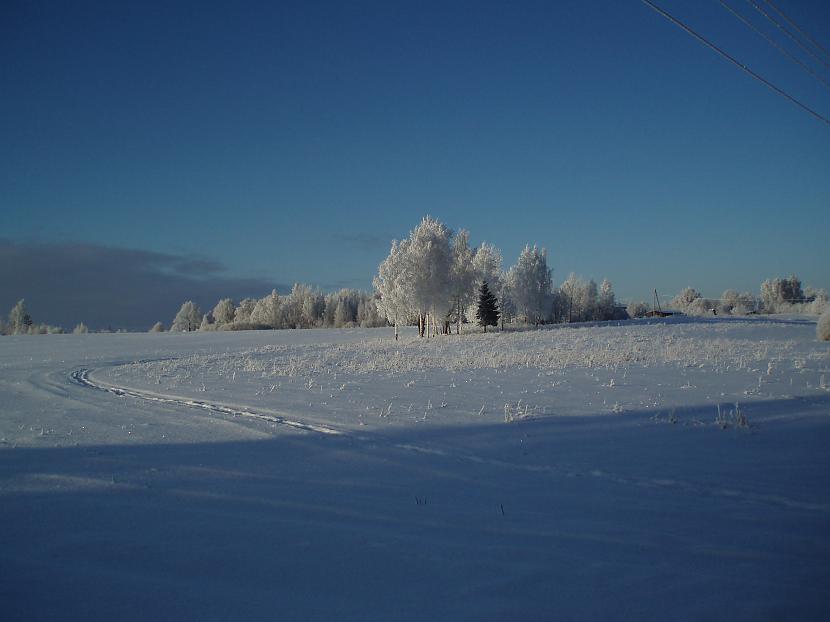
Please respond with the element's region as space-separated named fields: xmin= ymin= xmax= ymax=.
xmin=506 ymin=245 xmax=552 ymax=326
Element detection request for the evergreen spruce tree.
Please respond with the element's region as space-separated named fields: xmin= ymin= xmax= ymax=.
xmin=476 ymin=281 xmax=500 ymax=333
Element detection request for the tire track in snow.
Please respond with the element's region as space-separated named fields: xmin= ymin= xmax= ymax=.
xmin=69 ymin=368 xmax=343 ymax=436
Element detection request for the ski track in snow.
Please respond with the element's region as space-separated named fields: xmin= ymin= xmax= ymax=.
xmin=67 ymin=362 xmax=830 ymax=517
xmin=69 ymin=367 xmax=344 ymax=436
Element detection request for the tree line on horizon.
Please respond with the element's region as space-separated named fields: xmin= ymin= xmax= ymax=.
xmin=0 ymin=299 xmax=88 ymax=335
xmin=2 ymin=218 xmax=827 ymax=335
xmin=647 ymin=275 xmax=828 ymax=318
xmin=163 ymin=285 xmax=387 ymax=334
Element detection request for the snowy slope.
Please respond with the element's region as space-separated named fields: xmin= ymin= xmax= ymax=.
xmin=1 ymin=318 xmax=828 ymax=620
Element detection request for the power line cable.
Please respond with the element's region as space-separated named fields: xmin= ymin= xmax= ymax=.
xmin=763 ymin=0 xmax=830 ymax=64
xmin=718 ymin=0 xmax=830 ymax=92
xmin=745 ymin=0 xmax=830 ymax=71
xmin=639 ymin=0 xmax=830 ymax=126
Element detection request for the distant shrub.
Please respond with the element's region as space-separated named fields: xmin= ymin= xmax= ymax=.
xmin=818 ymin=309 xmax=830 ymax=341
xmin=761 ymin=275 xmax=803 ymax=312
xmin=73 ymin=322 xmax=89 ymax=334
xmin=670 ymin=287 xmax=702 ymax=311
xmin=669 ymin=288 xmax=718 ymax=316
xmin=149 ymin=321 xmax=165 ymax=333
xmin=804 ymin=288 xmax=828 ymax=316
xmin=718 ymin=290 xmax=756 ymax=315
xmin=687 ymin=297 xmax=717 ymax=316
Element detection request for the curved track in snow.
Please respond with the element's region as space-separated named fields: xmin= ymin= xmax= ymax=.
xmin=64 ymin=365 xmax=830 ymax=517
xmin=69 ymin=367 xmax=344 ymax=436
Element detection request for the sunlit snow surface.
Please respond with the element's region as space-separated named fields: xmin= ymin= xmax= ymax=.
xmin=1 ymin=317 xmax=829 ymax=620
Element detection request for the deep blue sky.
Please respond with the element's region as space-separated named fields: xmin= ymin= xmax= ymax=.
xmin=2 ymin=0 xmax=829 ymax=328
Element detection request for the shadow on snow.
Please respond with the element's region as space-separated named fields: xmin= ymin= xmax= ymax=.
xmin=2 ymin=395 xmax=830 ymax=621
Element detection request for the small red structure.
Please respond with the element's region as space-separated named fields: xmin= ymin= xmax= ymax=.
xmin=647 ymin=289 xmax=674 ymax=317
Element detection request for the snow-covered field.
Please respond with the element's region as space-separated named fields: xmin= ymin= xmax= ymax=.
xmin=1 ymin=317 xmax=829 ymax=620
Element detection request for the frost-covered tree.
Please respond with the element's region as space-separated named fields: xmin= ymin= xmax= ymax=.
xmin=558 ymin=274 xmax=575 ymax=323
xmin=149 ymin=321 xmax=165 ymax=332
xmin=786 ymin=275 xmax=804 ymax=302
xmin=718 ymin=290 xmax=756 ymax=315
xmin=818 ymin=308 xmax=830 ymax=341
xmin=550 ymin=289 xmax=567 ymax=324
xmin=325 ymin=290 xmax=352 ymax=328
xmin=297 ymin=285 xmax=324 ymax=328
xmin=334 ymin=298 xmax=349 ymax=328
xmin=559 ymin=273 xmax=582 ymax=323
xmin=323 ymin=294 xmax=338 ymax=326
xmin=73 ymin=322 xmax=89 ymax=334
xmin=506 ymin=245 xmax=552 ymax=326
xmin=598 ymin=279 xmax=616 ymax=321
xmin=274 ymin=283 xmax=319 ymax=329
xmin=320 ymin=289 xmax=384 ymax=330
xmin=171 ymin=301 xmax=202 ymax=332
xmin=469 ymin=241 xmax=503 ymax=324
xmin=805 ymin=288 xmax=828 ymax=315
xmin=667 ymin=287 xmax=717 ymax=316
xmin=375 ymin=217 xmax=453 ymax=337
xmin=735 ymin=292 xmax=757 ymax=315
xmin=212 ymin=299 xmax=235 ymax=325
xmin=199 ymin=312 xmax=214 ymax=331
xmin=449 ymin=229 xmax=477 ymax=334
xmin=409 ymin=217 xmax=454 ymax=336
xmin=552 ymin=274 xmax=620 ymax=323
xmin=357 ymin=295 xmax=385 ymax=327
xmin=687 ymin=297 xmax=717 ymax=316
xmin=250 ymin=290 xmax=282 ymax=328
xmin=760 ymin=279 xmax=778 ymax=312
xmin=499 ymin=282 xmax=515 ymax=330
xmin=671 ymin=287 xmax=702 ymax=312
xmin=8 ymin=299 xmax=33 ymax=335
xmin=234 ymin=298 xmax=257 ymax=324
xmin=476 ymin=281 xmax=500 ymax=332
xmin=761 ymin=275 xmax=805 ymax=313
xmin=578 ymin=279 xmax=599 ymax=322
xmin=472 ymin=242 xmax=503 ymax=293
xmin=560 ymin=276 xmax=600 ymax=323
xmin=374 ymin=240 xmax=413 ymax=339
xmin=719 ymin=290 xmax=739 ymax=315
